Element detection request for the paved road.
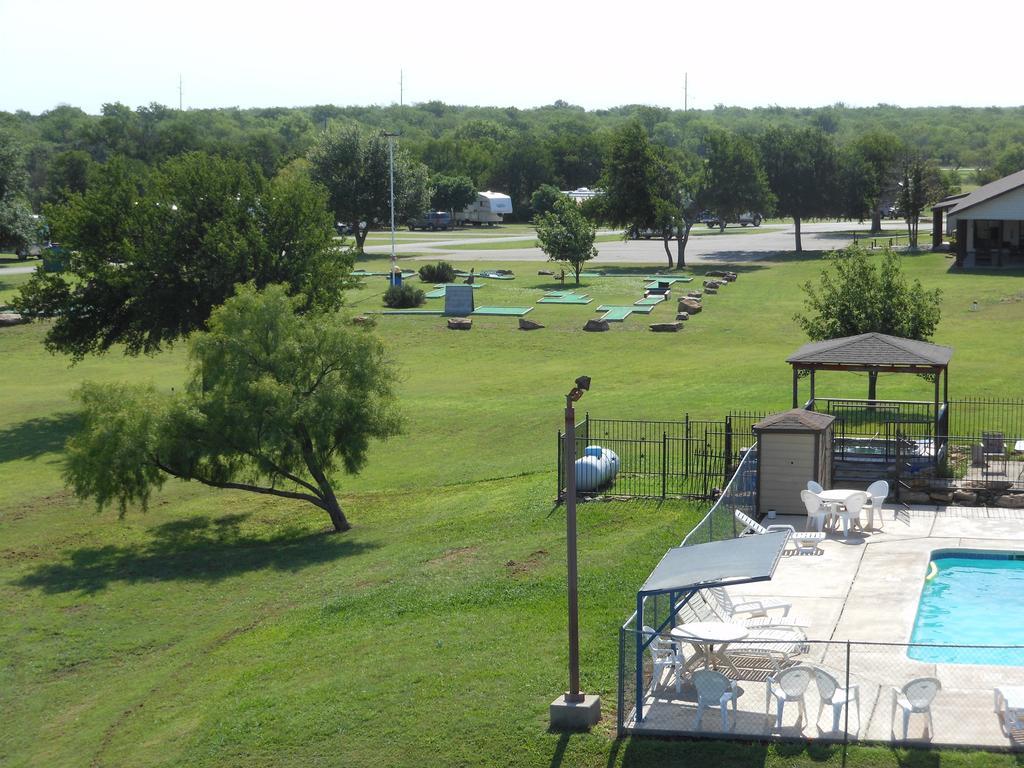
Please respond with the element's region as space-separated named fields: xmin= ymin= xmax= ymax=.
xmin=0 ymin=265 xmax=37 ymax=275
xmin=365 ymin=221 xmax=902 ymax=264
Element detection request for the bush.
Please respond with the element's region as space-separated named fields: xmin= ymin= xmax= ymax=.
xmin=418 ymin=261 xmax=457 ymax=283
xmin=383 ymin=283 xmax=425 ymax=309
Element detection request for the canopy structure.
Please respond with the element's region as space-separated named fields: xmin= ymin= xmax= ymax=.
xmin=786 ymin=332 xmax=953 ymax=408
xmin=633 ymin=532 xmax=788 ymax=722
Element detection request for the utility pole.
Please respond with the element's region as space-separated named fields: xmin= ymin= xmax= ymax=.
xmin=382 ymin=131 xmax=399 ymax=267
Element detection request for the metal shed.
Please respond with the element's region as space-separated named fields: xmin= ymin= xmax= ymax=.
xmin=753 ymin=409 xmax=835 ymax=516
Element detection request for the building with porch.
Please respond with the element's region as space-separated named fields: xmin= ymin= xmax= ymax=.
xmin=932 ymin=168 xmax=1024 ymax=267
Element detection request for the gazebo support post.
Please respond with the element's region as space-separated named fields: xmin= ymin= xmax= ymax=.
xmin=809 ymin=369 xmax=816 ymax=407
xmin=792 ymin=366 xmax=799 ymax=408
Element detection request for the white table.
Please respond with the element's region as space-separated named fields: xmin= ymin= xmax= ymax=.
xmin=817 ymin=488 xmax=875 ymax=531
xmin=670 ymin=621 xmax=748 ymax=674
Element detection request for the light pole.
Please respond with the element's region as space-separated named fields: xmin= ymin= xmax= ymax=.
xmin=382 ymin=131 xmax=399 ymax=277
xmin=550 ymin=375 xmax=601 ymax=729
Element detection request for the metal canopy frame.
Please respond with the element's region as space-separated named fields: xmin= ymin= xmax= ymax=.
xmin=633 ymin=532 xmax=787 ymax=722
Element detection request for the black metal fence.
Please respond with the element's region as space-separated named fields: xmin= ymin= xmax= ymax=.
xmin=557 ymin=412 xmax=764 ymax=501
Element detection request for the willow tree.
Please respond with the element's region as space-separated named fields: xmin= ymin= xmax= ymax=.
xmin=64 ymin=284 xmax=402 ymax=533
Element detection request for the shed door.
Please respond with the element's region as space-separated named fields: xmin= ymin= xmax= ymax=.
xmin=759 ymin=433 xmax=815 ymax=516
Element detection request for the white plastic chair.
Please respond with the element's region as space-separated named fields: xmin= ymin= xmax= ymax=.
xmin=734 ymin=509 xmax=824 ymax=554
xmin=806 ymin=480 xmax=824 ymax=494
xmin=815 ymin=668 xmax=859 ymax=734
xmin=767 ymin=665 xmax=815 ymax=728
xmin=800 ymin=489 xmax=829 ymax=533
xmin=891 ymin=677 xmax=940 ymax=739
xmin=693 ymin=669 xmax=740 ymax=731
xmin=833 ymin=491 xmax=869 ymax=538
xmin=643 ymin=625 xmax=685 ymax=694
xmin=864 ymin=480 xmax=889 ymax=531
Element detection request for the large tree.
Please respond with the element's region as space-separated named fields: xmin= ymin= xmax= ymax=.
xmin=846 ymin=130 xmax=903 ymax=233
xmin=896 ymin=152 xmax=948 ymax=249
xmin=64 ymin=283 xmax=403 ymax=533
xmin=0 ymin=129 xmax=37 ymax=252
xmin=430 ymin=173 xmax=476 ymax=216
xmin=535 ymin=196 xmax=597 ymax=284
xmin=307 ymin=124 xmax=430 ymax=251
xmin=14 ymin=153 xmax=349 ymax=359
xmin=795 ymin=244 xmax=942 ymax=399
xmin=759 ymin=126 xmax=838 ymax=252
xmin=701 ymin=129 xmax=774 ymax=232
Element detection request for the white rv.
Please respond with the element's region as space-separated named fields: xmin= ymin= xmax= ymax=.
xmin=455 ymin=191 xmax=513 ymax=226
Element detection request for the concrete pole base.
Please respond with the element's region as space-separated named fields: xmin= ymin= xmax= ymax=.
xmin=549 ymin=693 xmax=601 ymax=730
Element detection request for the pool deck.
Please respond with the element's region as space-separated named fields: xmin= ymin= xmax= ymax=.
xmin=626 ymin=504 xmax=1024 ymax=748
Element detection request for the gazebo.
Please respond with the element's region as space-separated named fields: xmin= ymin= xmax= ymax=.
xmin=787 ymin=332 xmax=952 ymax=410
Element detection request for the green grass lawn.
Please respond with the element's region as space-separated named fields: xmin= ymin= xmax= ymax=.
xmin=2 ymin=250 xmax=1024 ymax=766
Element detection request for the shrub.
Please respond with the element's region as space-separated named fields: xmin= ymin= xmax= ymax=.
xmin=383 ymin=283 xmax=425 ymax=309
xmin=418 ymin=261 xmax=457 ymax=283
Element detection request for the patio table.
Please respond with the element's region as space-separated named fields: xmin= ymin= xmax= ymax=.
xmin=817 ymin=488 xmax=875 ymax=530
xmin=670 ymin=621 xmax=748 ymax=675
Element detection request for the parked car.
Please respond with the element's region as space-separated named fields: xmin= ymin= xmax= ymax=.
xmin=701 ymin=211 xmax=763 ymax=228
xmin=629 ymin=225 xmax=683 ymax=240
xmin=407 ymin=211 xmax=452 ymax=231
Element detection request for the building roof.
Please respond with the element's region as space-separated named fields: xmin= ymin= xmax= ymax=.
xmin=786 ymin=332 xmax=953 ymax=368
xmin=753 ymin=409 xmax=835 ymax=432
xmin=638 ymin=533 xmax=786 ymax=596
xmin=932 ymin=192 xmax=969 ymax=211
xmin=946 ymin=168 xmax=1024 ymax=216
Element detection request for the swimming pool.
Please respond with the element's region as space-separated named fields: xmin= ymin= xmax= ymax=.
xmin=909 ymin=550 xmax=1024 ymax=665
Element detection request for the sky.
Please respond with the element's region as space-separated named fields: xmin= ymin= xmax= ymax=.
xmin=3 ymin=0 xmax=1021 ymax=115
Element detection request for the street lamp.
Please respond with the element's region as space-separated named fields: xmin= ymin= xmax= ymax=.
xmin=549 ymin=375 xmax=601 ymax=729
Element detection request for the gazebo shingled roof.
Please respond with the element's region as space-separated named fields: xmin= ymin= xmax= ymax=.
xmin=787 ymin=332 xmax=953 ymax=368
xmin=787 ymin=332 xmax=952 ymax=408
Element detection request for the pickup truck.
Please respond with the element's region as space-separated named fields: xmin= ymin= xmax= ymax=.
xmin=407 ymin=211 xmax=451 ymax=231
xmin=701 ymin=211 xmax=763 ymax=228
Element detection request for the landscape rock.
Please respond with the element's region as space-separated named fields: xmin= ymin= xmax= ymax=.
xmin=687 ymin=291 xmax=703 ymax=298
xmin=650 ymin=322 xmax=682 ymax=332
xmin=996 ymin=494 xmax=1024 ymax=509
xmin=706 ymin=270 xmax=727 ymax=277
xmin=722 ymin=272 xmax=738 ymax=282
xmin=583 ymin=318 xmax=610 ymax=332
xmin=704 ymin=287 xmax=718 ymax=294
xmin=352 ymin=315 xmax=372 ymax=326
xmin=447 ymin=317 xmax=472 ymax=330
xmin=929 ymin=491 xmax=954 ymax=503
xmin=675 ymin=312 xmax=689 ymax=321
xmin=537 ymin=270 xmax=554 ymax=276
xmin=678 ymin=298 xmax=702 ymax=314
xmin=0 ymin=312 xmax=28 ymax=327
xmin=518 ymin=318 xmax=544 ymax=330
xmin=952 ymin=490 xmax=978 ymax=505
xmin=901 ymin=491 xmax=932 ymax=505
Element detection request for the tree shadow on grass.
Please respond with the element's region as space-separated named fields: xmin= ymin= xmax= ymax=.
xmin=0 ymin=412 xmax=81 ymax=464
xmin=14 ymin=512 xmax=376 ymax=595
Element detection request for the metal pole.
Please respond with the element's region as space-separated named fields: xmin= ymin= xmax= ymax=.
xmin=387 ymin=135 xmax=396 ymax=264
xmin=564 ymin=393 xmax=583 ymax=703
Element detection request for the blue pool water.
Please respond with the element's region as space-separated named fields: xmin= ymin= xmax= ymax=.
xmin=909 ymin=550 xmax=1024 ymax=665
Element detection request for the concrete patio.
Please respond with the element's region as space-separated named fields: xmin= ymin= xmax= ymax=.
xmin=624 ymin=504 xmax=1024 ymax=748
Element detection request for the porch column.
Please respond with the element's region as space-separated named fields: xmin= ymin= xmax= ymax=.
xmin=932 ymin=209 xmax=943 ymax=249
xmin=792 ymin=366 xmax=799 ymax=408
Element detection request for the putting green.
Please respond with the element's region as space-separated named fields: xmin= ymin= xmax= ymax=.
xmin=537 ymin=296 xmax=591 ymax=305
xmin=472 ymin=306 xmax=532 ymax=316
xmin=380 ymin=309 xmax=445 ymax=315
xmin=634 ymin=295 xmax=665 ymax=306
xmin=596 ymin=304 xmax=655 ymax=315
xmin=599 ymin=307 xmax=634 ymax=321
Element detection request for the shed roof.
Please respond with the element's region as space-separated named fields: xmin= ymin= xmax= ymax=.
xmin=754 ymin=409 xmax=835 ymax=432
xmin=786 ymin=333 xmax=952 ymax=368
xmin=639 ymin=533 xmax=787 ymax=596
xmin=932 ymin=192 xmax=969 ymax=211
xmin=946 ymin=169 xmax=1024 ymax=216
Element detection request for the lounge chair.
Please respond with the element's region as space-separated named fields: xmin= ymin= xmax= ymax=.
xmin=994 ymin=686 xmax=1024 ymax=733
xmin=692 ymin=669 xmax=740 ymax=731
xmin=643 ymin=625 xmax=687 ymax=694
xmin=674 ymin=591 xmax=809 ymax=630
xmin=728 ymin=626 xmax=809 ymax=674
xmin=891 ymin=677 xmax=940 ymax=739
xmin=734 ymin=509 xmax=824 ymax=554
xmin=864 ymin=480 xmax=889 ymax=531
xmin=815 ymin=668 xmax=859 ymax=734
xmin=766 ymin=665 xmax=815 ymax=728
xmin=706 ymin=585 xmax=792 ymax=620
xmin=800 ymin=489 xmax=829 ymax=533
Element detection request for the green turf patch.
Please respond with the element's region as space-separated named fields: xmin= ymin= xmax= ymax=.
xmin=536 ymin=296 xmax=592 ymax=305
xmin=471 ymin=306 xmax=533 ymax=316
xmin=634 ymin=295 xmax=666 ymax=306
